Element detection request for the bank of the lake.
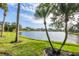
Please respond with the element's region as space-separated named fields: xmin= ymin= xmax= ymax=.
xmin=0 ymin=32 xmax=79 ymax=56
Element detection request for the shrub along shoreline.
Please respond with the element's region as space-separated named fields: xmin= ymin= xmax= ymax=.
xmin=0 ymin=32 xmax=79 ymax=56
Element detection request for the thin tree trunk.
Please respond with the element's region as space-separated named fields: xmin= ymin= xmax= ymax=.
xmin=44 ymin=18 xmax=55 ymax=53
xmin=57 ymin=14 xmax=68 ymax=54
xmin=1 ymin=12 xmax=6 ymax=37
xmin=15 ymin=3 xmax=20 ymax=42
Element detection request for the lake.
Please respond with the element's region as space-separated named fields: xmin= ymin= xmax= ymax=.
xmin=20 ymin=31 xmax=79 ymax=44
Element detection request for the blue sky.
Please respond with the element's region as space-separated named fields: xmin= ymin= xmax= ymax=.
xmin=0 ymin=3 xmax=78 ymax=29
xmin=0 ymin=3 xmax=51 ymax=28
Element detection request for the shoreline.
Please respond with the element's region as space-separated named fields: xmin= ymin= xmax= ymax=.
xmin=0 ymin=32 xmax=79 ymax=56
xmin=20 ymin=35 xmax=79 ymax=47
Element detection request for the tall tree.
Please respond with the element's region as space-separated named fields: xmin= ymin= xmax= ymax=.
xmin=0 ymin=3 xmax=8 ymax=37
xmin=15 ymin=3 xmax=20 ymax=42
xmin=35 ymin=3 xmax=56 ymax=53
xmin=55 ymin=3 xmax=79 ymax=54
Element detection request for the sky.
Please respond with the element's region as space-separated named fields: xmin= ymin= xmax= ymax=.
xmin=0 ymin=3 xmax=53 ymax=29
xmin=0 ymin=3 xmax=79 ymax=29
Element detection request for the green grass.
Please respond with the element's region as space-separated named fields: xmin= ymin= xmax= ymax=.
xmin=72 ymin=32 xmax=79 ymax=36
xmin=0 ymin=32 xmax=79 ymax=56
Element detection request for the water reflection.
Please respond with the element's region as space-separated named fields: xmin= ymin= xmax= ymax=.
xmin=20 ymin=31 xmax=79 ymax=44
xmin=67 ymin=34 xmax=78 ymax=44
xmin=76 ymin=36 xmax=79 ymax=43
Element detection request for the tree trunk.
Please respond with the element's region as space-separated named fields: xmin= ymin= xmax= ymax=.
xmin=0 ymin=12 xmax=6 ymax=37
xmin=15 ymin=3 xmax=20 ymax=42
xmin=57 ymin=14 xmax=68 ymax=55
xmin=44 ymin=18 xmax=55 ymax=53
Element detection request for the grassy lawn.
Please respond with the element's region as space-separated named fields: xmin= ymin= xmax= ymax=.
xmin=72 ymin=32 xmax=79 ymax=36
xmin=0 ymin=32 xmax=79 ymax=56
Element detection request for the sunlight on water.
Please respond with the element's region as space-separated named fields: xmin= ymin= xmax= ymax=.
xmin=20 ymin=31 xmax=79 ymax=44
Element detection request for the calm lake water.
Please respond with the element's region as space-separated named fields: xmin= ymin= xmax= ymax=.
xmin=20 ymin=31 xmax=79 ymax=44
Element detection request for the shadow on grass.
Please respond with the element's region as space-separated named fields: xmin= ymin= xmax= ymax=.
xmin=10 ymin=40 xmax=22 ymax=44
xmin=0 ymin=51 xmax=12 ymax=56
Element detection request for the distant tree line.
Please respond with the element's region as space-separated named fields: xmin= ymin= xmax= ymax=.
xmin=22 ymin=27 xmax=64 ymax=31
xmin=0 ymin=22 xmax=22 ymax=32
xmin=0 ymin=21 xmax=64 ymax=32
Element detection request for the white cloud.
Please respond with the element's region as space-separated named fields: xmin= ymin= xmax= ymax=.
xmin=9 ymin=3 xmax=51 ymax=24
xmin=21 ymin=3 xmax=40 ymax=13
xmin=9 ymin=3 xmax=40 ymax=13
xmin=20 ymin=13 xmax=53 ymax=25
xmin=9 ymin=3 xmax=53 ymax=27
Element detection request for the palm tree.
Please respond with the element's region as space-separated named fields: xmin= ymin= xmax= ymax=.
xmin=54 ymin=3 xmax=79 ymax=54
xmin=35 ymin=3 xmax=79 ymax=55
xmin=35 ymin=3 xmax=56 ymax=53
xmin=0 ymin=3 xmax=8 ymax=37
xmin=15 ymin=3 xmax=20 ymax=42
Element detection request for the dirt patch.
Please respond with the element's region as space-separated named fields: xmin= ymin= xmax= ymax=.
xmin=43 ymin=47 xmax=79 ymax=56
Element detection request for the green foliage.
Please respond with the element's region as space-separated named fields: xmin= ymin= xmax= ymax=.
xmin=35 ymin=3 xmax=54 ymax=19
xmin=50 ymin=16 xmax=64 ymax=30
xmin=49 ymin=3 xmax=79 ymax=31
xmin=3 ymin=22 xmax=22 ymax=32
xmin=4 ymin=22 xmax=10 ymax=31
xmin=0 ymin=3 xmax=8 ymax=15
xmin=55 ymin=3 xmax=79 ymax=16
xmin=2 ymin=3 xmax=8 ymax=12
